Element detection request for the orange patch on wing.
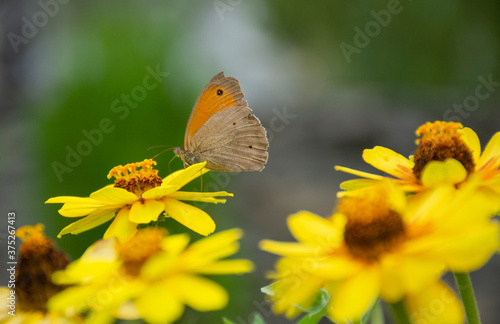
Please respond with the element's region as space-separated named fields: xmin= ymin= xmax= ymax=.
xmin=184 ymin=85 xmax=238 ymax=143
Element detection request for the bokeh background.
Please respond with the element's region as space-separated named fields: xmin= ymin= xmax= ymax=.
xmin=1 ymin=0 xmax=500 ymax=323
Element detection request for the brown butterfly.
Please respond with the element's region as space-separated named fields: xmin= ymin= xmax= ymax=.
xmin=174 ymin=72 xmax=269 ymax=171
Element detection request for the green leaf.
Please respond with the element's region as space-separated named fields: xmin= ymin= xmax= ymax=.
xmin=361 ymin=298 xmax=382 ymax=324
xmin=222 ymin=313 xmax=266 ymax=324
xmin=252 ymin=313 xmax=266 ymax=324
xmin=297 ymin=289 xmax=330 ymax=324
xmin=260 ymin=282 xmax=277 ymax=296
xmin=222 ymin=317 xmax=237 ymax=324
xmin=368 ymin=299 xmax=385 ymax=324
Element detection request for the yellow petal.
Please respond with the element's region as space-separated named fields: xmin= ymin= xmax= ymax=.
xmin=310 ymin=256 xmax=364 ymax=280
xmin=135 ymin=281 xmax=184 ymax=323
xmin=405 ymin=186 xmax=456 ymax=225
xmin=10 ymin=312 xmax=44 ymax=324
xmin=287 ymin=211 xmax=341 ymax=246
xmin=0 ymin=288 xmax=12 ymax=322
xmin=339 ymin=179 xmax=379 ymax=192
xmin=90 ymin=186 xmax=139 ymax=204
xmin=46 ymin=196 xmax=104 ymax=217
xmin=335 ymin=165 xmax=385 ymax=180
xmin=188 ymin=228 xmax=242 ymax=256
xmin=85 ymin=280 xmax=143 ymax=323
xmin=181 ymin=229 xmax=244 ymax=271
xmin=259 ymin=240 xmax=318 ymax=257
xmin=270 ymin=255 xmax=359 ymax=283
xmin=477 ymin=131 xmax=500 ymax=168
xmin=168 ymin=191 xmax=233 ymax=203
xmin=52 ymin=261 xmax=118 ymax=284
xmin=115 ymin=301 xmax=141 ymax=320
xmin=421 ymin=159 xmax=467 ymax=187
xmin=79 ymin=238 xmax=118 ymax=263
xmin=461 ymin=127 xmax=481 ymax=163
xmin=141 ymin=253 xmax=177 ymax=279
xmin=135 ymin=237 xmax=183 ymax=282
xmin=128 ymin=199 xmax=165 ymax=224
xmin=272 ymin=276 xmax=324 ymax=318
xmin=88 ymin=310 xmax=116 ymax=324
xmin=104 ymin=207 xmax=138 ymax=243
xmin=160 ymin=233 xmax=191 ymax=255
xmin=379 ymin=254 xmax=444 ymax=302
xmin=142 ymin=185 xmax=180 ymax=200
xmin=464 ymin=184 xmax=500 ymax=216
xmin=162 ymin=197 xmax=215 ymax=236
xmin=428 ymin=223 xmax=499 ymax=272
xmin=378 ymin=261 xmax=405 ymax=302
xmin=48 ymin=285 xmax=96 ymax=314
xmin=58 ymin=203 xmax=104 ymax=217
xmin=329 ymin=265 xmax=380 ymax=322
xmin=444 ymin=184 xmax=499 ymax=223
xmin=172 ymin=275 xmax=229 ymax=311
xmin=197 ymin=259 xmax=254 ymax=275
xmin=162 ymin=162 xmax=208 ymax=187
xmin=51 ymin=239 xmax=119 ymax=285
xmin=363 ymin=146 xmax=414 ymax=179
xmin=0 ymin=287 xmax=8 ymax=299
xmin=57 ymin=209 xmax=116 ymax=238
xmin=46 ymin=196 xmax=99 ymax=204
xmin=406 ymin=280 xmax=464 ymax=324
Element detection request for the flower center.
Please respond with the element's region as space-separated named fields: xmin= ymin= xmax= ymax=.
xmin=412 ymin=121 xmax=475 ymax=180
xmin=15 ymin=225 xmax=70 ymax=312
xmin=119 ymin=227 xmax=166 ymax=276
xmin=108 ymin=159 xmax=163 ymax=196
xmin=339 ymin=192 xmax=406 ymax=262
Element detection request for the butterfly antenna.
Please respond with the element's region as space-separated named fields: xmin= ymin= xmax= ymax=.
xmin=147 ymin=144 xmax=173 ymax=150
xmin=200 ymin=169 xmax=203 ymax=192
xmin=149 ymin=146 xmax=175 ymax=161
xmin=167 ymin=154 xmax=177 ymax=174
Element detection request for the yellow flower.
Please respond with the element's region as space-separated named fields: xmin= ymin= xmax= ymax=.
xmin=335 ymin=121 xmax=500 ymax=208
xmin=48 ymin=228 xmax=254 ymax=324
xmin=46 ymin=159 xmax=233 ymax=242
xmin=260 ymin=184 xmax=498 ymax=323
xmin=0 ymin=225 xmax=81 ymax=324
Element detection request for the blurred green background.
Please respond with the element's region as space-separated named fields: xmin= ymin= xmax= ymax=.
xmin=1 ymin=0 xmax=500 ymax=323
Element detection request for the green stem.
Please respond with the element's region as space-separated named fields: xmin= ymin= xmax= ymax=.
xmin=388 ymin=300 xmax=411 ymax=324
xmin=454 ymin=272 xmax=482 ymax=324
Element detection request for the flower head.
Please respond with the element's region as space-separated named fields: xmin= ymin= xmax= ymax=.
xmin=335 ymin=121 xmax=500 ymax=211
xmin=260 ymin=184 xmax=498 ymax=322
xmin=15 ymin=224 xmax=70 ymax=312
xmin=412 ymin=121 xmax=475 ymax=179
xmin=46 ymin=160 xmax=233 ymax=242
xmin=48 ymin=228 xmax=254 ymax=324
xmin=339 ymin=184 xmax=406 ymax=261
xmin=108 ymin=159 xmax=163 ymax=196
xmin=0 ymin=225 xmax=79 ymax=324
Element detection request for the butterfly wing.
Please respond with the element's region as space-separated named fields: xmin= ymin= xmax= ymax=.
xmin=188 ymin=106 xmax=269 ymax=171
xmin=184 ymin=72 xmax=248 ymax=148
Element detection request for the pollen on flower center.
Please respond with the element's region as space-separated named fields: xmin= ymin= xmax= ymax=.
xmin=108 ymin=159 xmax=163 ymax=196
xmin=339 ymin=194 xmax=406 ymax=262
xmin=413 ymin=121 xmax=475 ymax=179
xmin=119 ymin=227 xmax=166 ymax=276
xmin=15 ymin=224 xmax=70 ymax=312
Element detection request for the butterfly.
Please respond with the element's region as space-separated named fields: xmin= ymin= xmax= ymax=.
xmin=174 ymin=72 xmax=269 ymax=171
